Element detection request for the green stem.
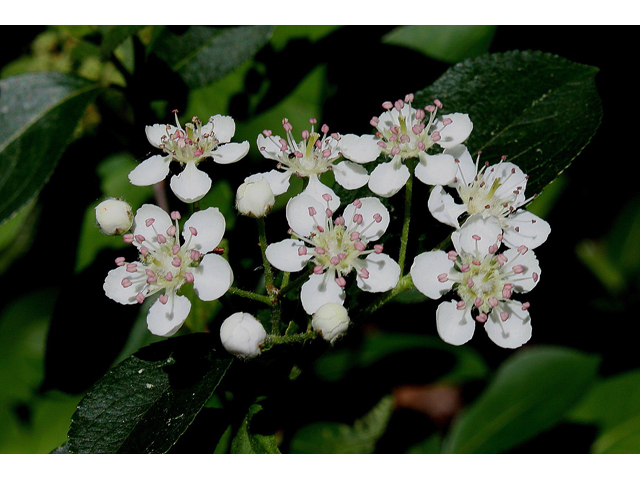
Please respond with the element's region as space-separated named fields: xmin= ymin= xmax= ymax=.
xmin=354 ymin=273 xmax=415 ymax=323
xmin=227 ymin=286 xmax=272 ymax=306
xmin=266 ymin=331 xmax=317 ymax=346
xmin=278 ymin=266 xmax=313 ymax=298
xmin=398 ymin=163 xmax=415 ymax=276
xmin=257 ymin=217 xmax=275 ymax=296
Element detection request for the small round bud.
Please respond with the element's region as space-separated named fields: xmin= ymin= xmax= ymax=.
xmin=311 ymin=303 xmax=350 ymax=344
xmin=95 ymin=198 xmax=133 ymax=235
xmin=236 ymin=178 xmax=276 ymax=218
xmin=220 ymin=312 xmax=267 ymax=359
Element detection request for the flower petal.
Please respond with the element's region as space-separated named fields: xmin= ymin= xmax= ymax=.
xmin=428 ymin=185 xmax=466 ymax=229
xmin=170 ymin=162 xmax=212 ymax=203
xmin=452 ymin=213 xmax=502 ymax=256
xmin=133 ymin=204 xmax=173 ymax=246
xmin=485 ymin=301 xmax=532 ymax=348
xmin=436 ymin=113 xmax=473 ymax=149
xmin=338 ymin=134 xmax=381 ymax=164
xmin=300 ymin=272 xmax=346 ymax=315
xmin=343 ymin=196 xmax=390 ymax=242
xmin=410 ymin=251 xmax=456 ymax=300
xmin=128 ymin=155 xmax=171 ymax=186
xmin=415 ymin=152 xmax=458 ymax=186
xmin=182 ymin=207 xmax=226 ymax=253
xmin=265 ymin=239 xmax=312 ymax=272
xmin=256 ymin=133 xmax=283 ymax=161
xmin=501 ymin=247 xmax=541 ymax=293
xmin=245 ymin=170 xmax=292 ymax=196
xmin=488 ymin=162 xmax=528 ymax=205
xmin=146 ymin=294 xmax=191 ymax=337
xmin=368 ymin=159 xmax=410 ymax=198
xmin=212 ymin=141 xmax=250 ymax=164
xmin=286 ymin=193 xmax=325 ymax=236
xmin=357 ymin=253 xmax=400 ymax=292
xmin=303 ymin=174 xmax=340 ymax=211
xmin=436 ymin=300 xmax=476 ymax=346
xmin=191 ymin=253 xmax=233 ymax=301
xmin=211 ymin=114 xmax=236 ymax=143
xmin=145 ymin=124 xmax=176 ymax=148
xmin=502 ymin=210 xmax=551 ymax=249
xmin=332 ymin=160 xmax=370 ymax=190
xmin=103 ymin=265 xmax=146 ymax=305
xmin=446 ymin=145 xmax=476 ymax=188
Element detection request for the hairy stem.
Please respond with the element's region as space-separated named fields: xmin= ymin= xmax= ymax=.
xmin=227 ymin=286 xmax=272 ymax=306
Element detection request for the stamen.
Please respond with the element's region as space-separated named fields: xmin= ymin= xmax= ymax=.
xmin=335 ymin=277 xmax=347 ymax=287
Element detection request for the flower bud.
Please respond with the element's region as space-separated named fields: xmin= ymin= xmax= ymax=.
xmin=220 ymin=312 xmax=267 ymax=359
xmin=312 ymin=303 xmax=350 ymax=343
xmin=236 ymin=178 xmax=275 ymax=218
xmin=95 ymin=198 xmax=133 ymax=235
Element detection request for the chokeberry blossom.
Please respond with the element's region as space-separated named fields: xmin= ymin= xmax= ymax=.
xmin=249 ymin=118 xmax=371 ymax=211
xmin=428 ymin=149 xmax=551 ymax=249
xmin=410 ymin=214 xmax=540 ymax=349
xmin=103 ymin=204 xmax=233 ymax=337
xmin=95 ymin=198 xmax=133 ymax=235
xmin=220 ymin=312 xmax=267 ymax=359
xmin=129 ymin=111 xmax=249 ymax=203
xmin=339 ymin=94 xmax=473 ymax=197
xmin=266 ymin=193 xmax=400 ymax=315
xmin=312 ymin=302 xmax=350 ymax=344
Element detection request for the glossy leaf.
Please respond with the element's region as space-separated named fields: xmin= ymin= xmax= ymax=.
xmin=230 ymin=403 xmax=280 ymax=454
xmin=67 ymin=334 xmax=232 ymax=453
xmin=415 ymin=50 xmax=602 ymax=196
xmin=443 ymin=346 xmax=600 ymax=453
xmin=0 ymin=72 xmax=101 ymax=225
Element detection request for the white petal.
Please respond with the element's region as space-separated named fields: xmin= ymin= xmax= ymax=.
xmin=357 ymin=253 xmax=400 ymax=292
xmin=128 ymin=155 xmax=171 ymax=186
xmin=415 ymin=152 xmax=458 ymax=186
xmin=410 ymin=251 xmax=456 ymax=300
xmin=452 ymin=214 xmax=502 ymax=256
xmin=170 ymin=162 xmax=212 ymax=203
xmin=428 ymin=185 xmax=466 ymax=229
xmin=502 ymin=211 xmax=551 ymax=249
xmin=300 ymin=272 xmax=346 ymax=315
xmin=485 ymin=301 xmax=532 ymax=348
xmin=436 ymin=113 xmax=473 ymax=149
xmin=343 ymin=196 xmax=390 ymax=242
xmin=445 ymin=145 xmax=476 ymax=188
xmin=286 ymin=193 xmax=325 ymax=236
xmin=103 ymin=265 xmax=146 ymax=305
xmin=501 ymin=247 xmax=541 ymax=293
xmin=256 ymin=133 xmax=283 ymax=161
xmin=147 ymin=294 xmax=191 ymax=337
xmin=191 ymin=253 xmax=233 ymax=301
xmin=211 ymin=114 xmax=236 ymax=143
xmin=303 ymin=175 xmax=340 ymax=211
xmin=212 ymin=141 xmax=250 ymax=164
xmin=265 ymin=239 xmax=312 ymax=272
xmin=488 ymin=162 xmax=528 ymax=203
xmin=332 ymin=160 xmax=370 ymax=190
xmin=245 ymin=170 xmax=292 ymax=196
xmin=145 ymin=124 xmax=176 ymax=148
xmin=182 ymin=207 xmax=226 ymax=253
xmin=133 ymin=204 xmax=173 ymax=246
xmin=436 ymin=300 xmax=476 ymax=346
xmin=368 ymin=159 xmax=410 ymax=198
xmin=378 ymin=108 xmax=400 ymax=131
xmin=338 ymin=134 xmax=382 ymax=164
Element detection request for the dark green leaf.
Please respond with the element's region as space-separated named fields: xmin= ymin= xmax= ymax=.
xmin=443 ymin=346 xmax=600 ymax=453
xmin=592 ymin=414 xmax=640 ymax=454
xmin=153 ymin=26 xmax=275 ymax=89
xmin=0 ymin=72 xmax=101 ymax=225
xmin=67 ymin=334 xmax=232 ymax=453
xmin=230 ymin=403 xmax=280 ymax=454
xmin=99 ymin=25 xmax=145 ymax=60
xmin=415 ymin=50 xmax=602 ymax=196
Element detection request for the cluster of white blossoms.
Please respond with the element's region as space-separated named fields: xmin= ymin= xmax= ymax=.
xmin=96 ymin=92 xmax=551 ymax=358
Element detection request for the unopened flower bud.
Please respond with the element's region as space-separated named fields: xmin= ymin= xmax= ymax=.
xmin=236 ymin=178 xmax=275 ymax=218
xmin=220 ymin=312 xmax=267 ymax=359
xmin=95 ymin=198 xmax=133 ymax=235
xmin=312 ymin=303 xmax=350 ymax=343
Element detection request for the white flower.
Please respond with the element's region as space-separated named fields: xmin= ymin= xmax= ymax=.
xmin=236 ymin=178 xmax=275 ymax=218
xmin=340 ymin=94 xmax=473 ymax=197
xmin=129 ymin=111 xmax=249 ymax=203
xmin=220 ymin=312 xmax=267 ymax=359
xmin=312 ymin=303 xmax=350 ymax=343
xmin=95 ymin=198 xmax=133 ymax=235
xmin=103 ymin=204 xmax=233 ymax=337
xmin=410 ymin=214 xmax=540 ymax=349
xmin=266 ymin=193 xmax=400 ymax=315
xmin=249 ymin=118 xmax=370 ymax=209
xmin=428 ymin=149 xmax=551 ymax=249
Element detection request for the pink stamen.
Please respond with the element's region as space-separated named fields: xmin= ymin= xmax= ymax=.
xmin=405 ymin=93 xmax=414 ymax=103
xmin=472 ymin=259 xmax=481 ymax=266
xmin=172 ymin=245 xmax=181 ymax=255
xmin=157 ymin=234 xmax=167 ymax=244
xmin=165 ymin=272 xmax=173 ymax=282
xmin=185 ymin=272 xmax=194 ymax=283
xmin=476 ymin=313 xmax=487 ymax=323
xmin=431 ymin=132 xmax=441 ymax=142
xmin=308 ymin=207 xmax=317 ymax=216
xmin=442 ymin=118 xmax=452 ymax=126
xmin=512 ymin=265 xmax=524 ymax=274
xmin=461 ymin=263 xmax=470 ymax=272
xmin=159 ymin=294 xmax=169 ymax=305
xmin=489 ymin=297 xmax=499 ymax=308
xmin=145 ymin=218 xmax=155 ymax=227
xmin=517 ymin=245 xmax=529 ymax=255
xmin=353 ymin=199 xmax=362 ymax=208
xmin=298 ymin=246 xmax=308 ymax=256
xmin=472 ymin=234 xmax=481 ymax=241
xmin=325 ymin=208 xmax=333 ymax=217
xmin=167 ymin=225 xmax=177 ymax=237
xmin=123 ymin=234 xmax=134 ymax=243
xmin=521 ymin=302 xmax=531 ymax=310
xmin=496 ymin=254 xmax=508 ymax=266
xmin=373 ymin=213 xmax=383 ymax=223
xmin=314 ymin=247 xmax=325 ymax=255
xmin=354 ymin=241 xmax=365 ymax=252
xmin=334 ymin=216 xmax=345 ymax=226
xmin=190 ymin=250 xmax=201 ymax=261
xmin=115 ymin=257 xmax=126 ymax=266
xmin=359 ymin=268 xmax=370 ymax=279
xmin=456 ymin=300 xmax=466 ymax=310
xmin=533 ymin=272 xmax=539 ymax=282
xmin=390 ymin=146 xmax=401 ymax=156
xmin=350 ymin=232 xmax=360 ymax=241
xmin=467 ymin=277 xmax=474 ymax=288
xmin=500 ymin=311 xmax=510 ymax=322
xmin=194 ymin=148 xmax=204 ymax=157
xmin=335 ymin=277 xmax=347 ymax=287
xmin=171 ymin=211 xmax=181 ymax=220
xmin=437 ymin=273 xmax=449 ymax=283
xmin=189 ymin=226 xmax=197 ymax=236
xmin=448 ymin=251 xmax=458 ymax=261
xmin=313 ymin=265 xmax=324 ymax=274
xmin=434 ymin=99 xmax=443 ymax=108
xmin=374 ymin=244 xmax=383 ymax=254
xmin=316 ymin=226 xmax=325 ymax=233
xmin=474 ymin=297 xmax=484 ymax=308
xmin=322 ymin=193 xmax=333 ymax=202
xmin=394 ymin=100 xmax=404 ymax=111
xmin=126 ymin=264 xmax=138 ymax=273
xmin=136 ymin=292 xmax=145 ymax=304
xmin=353 ymin=214 xmax=363 ymax=224
xmin=171 ymin=257 xmax=182 ymax=267
xmin=330 ymin=256 xmax=340 ymax=266
xmin=135 ymin=234 xmax=145 ymax=244
xmin=382 ymin=101 xmax=393 ymax=110
xmin=262 ymin=129 xmax=272 ymax=137
xmin=489 ymin=244 xmax=499 ymax=254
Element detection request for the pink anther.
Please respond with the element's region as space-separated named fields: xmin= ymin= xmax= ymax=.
xmin=322 ymin=193 xmax=333 ymax=203
xmin=314 ymin=247 xmax=325 ymax=255
xmin=159 ymin=294 xmax=169 ymax=305
xmin=377 ymin=141 xmax=387 ymax=149
xmin=373 ymin=213 xmax=383 ymax=223
xmin=476 ymin=313 xmax=487 ymax=323
xmin=382 ymin=101 xmax=393 ymax=109
xmin=172 ymin=245 xmax=180 ymax=255
xmin=390 ymin=146 xmax=401 ymax=156
xmin=447 ymin=251 xmax=458 ymax=261
xmin=157 ymin=234 xmax=167 ymax=244
xmin=354 ymin=241 xmax=366 ymax=252
xmin=521 ymin=302 xmax=531 ymax=310
xmin=166 ymin=225 xmax=177 ymax=237
xmin=334 ymin=216 xmax=345 ymax=226
xmin=461 ymin=263 xmax=470 ymax=272
xmin=370 ymin=117 xmax=379 ymax=127
xmin=467 ymin=277 xmax=474 ymax=288
xmin=190 ymin=250 xmax=201 ymax=261
xmin=194 ymin=148 xmax=204 ymax=157
xmin=184 ymin=272 xmax=194 ymax=283
xmin=171 ymin=211 xmax=181 ymax=220
xmin=115 ymin=257 xmax=126 ymax=266
xmin=456 ymin=300 xmax=466 ymax=310
xmin=126 ymin=263 xmax=138 ymax=273
xmin=313 ymin=265 xmax=324 ymax=274
xmin=330 ymin=256 xmax=340 ymax=266
xmin=437 ymin=273 xmax=449 ymax=283
xmin=517 ymin=245 xmax=529 ymax=255
xmin=308 ymin=207 xmax=317 ymax=216
xmin=394 ymin=100 xmax=404 ymax=111
xmin=165 ymin=272 xmax=173 ymax=281
xmin=350 ymin=232 xmax=360 ymax=241
xmin=298 ymin=246 xmax=308 ymax=256
xmin=374 ymin=244 xmax=383 ymax=254
xmin=262 ymin=129 xmax=272 ymax=137
xmin=359 ymin=268 xmax=370 ymax=279
xmin=123 ymin=233 xmax=134 ymax=243
xmin=171 ymin=257 xmax=182 ymax=267
xmin=135 ymin=234 xmax=145 ymax=244
xmin=353 ymin=214 xmax=363 ymax=224
xmin=533 ymin=272 xmax=539 ymax=282
xmin=489 ymin=297 xmax=499 ymax=308
xmin=472 ymin=259 xmax=481 ymax=266
xmin=145 ymin=218 xmax=155 ymax=227
xmin=335 ymin=277 xmax=347 ymax=287
xmin=325 ymin=208 xmax=333 ymax=217
xmin=500 ymin=311 xmax=510 ymax=322
xmin=474 ymin=297 xmax=484 ymax=308
xmin=442 ymin=118 xmax=452 ymax=126
xmin=353 ymin=199 xmax=362 ymax=208
xmin=512 ymin=265 xmax=524 ymax=274
xmin=121 ymin=278 xmax=132 ymax=288
xmin=434 ymin=99 xmax=443 ymax=108
xmin=405 ymin=93 xmax=414 ymax=103
xmin=136 ymin=292 xmax=146 ymax=304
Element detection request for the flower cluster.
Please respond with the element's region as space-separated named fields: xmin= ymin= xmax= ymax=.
xmin=97 ymin=91 xmax=551 ymax=358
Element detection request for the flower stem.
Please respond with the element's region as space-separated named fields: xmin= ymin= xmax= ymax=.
xmin=227 ymin=286 xmax=272 ymax=306
xmin=257 ymin=217 xmax=275 ymax=296
xmin=398 ymin=164 xmax=415 ymax=276
xmin=354 ymin=273 xmax=416 ymax=322
xmin=266 ymin=331 xmax=317 ymax=346
xmin=278 ymin=266 xmax=313 ymax=298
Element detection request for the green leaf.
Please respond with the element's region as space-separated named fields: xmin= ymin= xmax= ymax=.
xmin=153 ymin=26 xmax=275 ymax=89
xmin=67 ymin=334 xmax=232 ymax=453
xmin=289 ymin=395 xmax=393 ymax=454
xmin=0 ymin=72 xmax=101 ymax=225
xmin=592 ymin=414 xmax=640 ymax=454
xmin=98 ymin=25 xmax=145 ymax=60
xmin=443 ymin=346 xmax=600 ymax=453
xmin=415 ymin=50 xmax=602 ymax=196
xmin=230 ymin=403 xmax=281 ymax=454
